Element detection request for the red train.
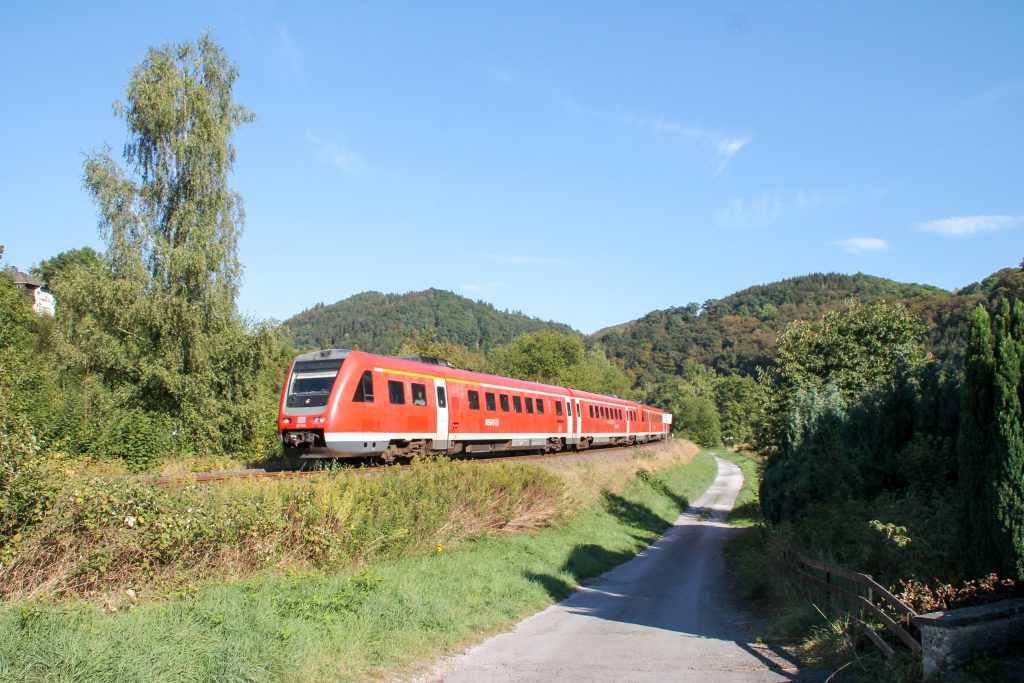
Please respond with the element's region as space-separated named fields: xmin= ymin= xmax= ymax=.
xmin=278 ymin=349 xmax=672 ymax=460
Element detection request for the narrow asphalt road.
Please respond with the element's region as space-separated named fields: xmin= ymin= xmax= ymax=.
xmin=440 ymin=456 xmax=819 ymax=682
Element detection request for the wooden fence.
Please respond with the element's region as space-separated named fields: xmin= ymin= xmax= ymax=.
xmin=788 ymin=552 xmax=921 ymax=658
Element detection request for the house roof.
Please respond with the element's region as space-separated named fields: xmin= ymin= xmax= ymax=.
xmin=7 ymin=268 xmax=47 ymax=289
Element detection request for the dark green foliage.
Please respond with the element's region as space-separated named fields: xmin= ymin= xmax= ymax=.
xmin=54 ymin=34 xmax=287 ymax=459
xmin=29 ymin=247 xmax=103 ymax=287
xmin=991 ymin=301 xmax=1024 ymax=579
xmin=0 ymin=401 xmax=58 ymax=553
xmin=758 ymin=384 xmax=862 ymax=523
xmin=285 ymin=288 xmax=576 ymax=354
xmin=595 ymin=267 xmax=1024 ymax=382
xmin=673 ymin=396 xmax=721 ymax=447
xmin=757 ymin=300 xmax=938 ymax=524
xmin=959 ymin=305 xmax=998 ymax=574
xmin=484 ymin=330 xmax=634 ymax=396
xmin=399 ymin=327 xmax=485 ymax=370
xmin=596 ymin=273 xmax=948 ymax=378
xmin=714 ymin=374 xmax=761 ymax=446
xmin=963 ymin=300 xmax=1024 ymax=579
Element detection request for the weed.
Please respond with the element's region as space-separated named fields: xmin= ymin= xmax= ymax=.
xmin=0 ymin=442 xmax=716 ymax=682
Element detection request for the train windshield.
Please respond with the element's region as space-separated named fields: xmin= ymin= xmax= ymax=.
xmin=286 ymin=358 xmax=343 ymax=408
xmin=292 ymin=375 xmax=335 ymax=395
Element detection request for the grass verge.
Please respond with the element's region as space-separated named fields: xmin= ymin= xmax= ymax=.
xmin=0 ymin=444 xmax=716 ymax=682
xmin=706 ymin=448 xmax=761 ymax=527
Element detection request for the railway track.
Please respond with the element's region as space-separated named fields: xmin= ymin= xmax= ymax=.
xmin=151 ymin=441 xmax=672 ymax=488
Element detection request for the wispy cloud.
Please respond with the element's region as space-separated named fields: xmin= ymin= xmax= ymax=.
xmin=306 ymin=130 xmax=365 ymax=176
xmin=279 ymin=25 xmax=303 ymax=81
xmin=484 ymin=68 xmax=749 ymax=177
xmin=715 ymin=189 xmax=838 ymax=227
xmin=477 ymin=253 xmax=562 ymax=265
xmin=599 ymin=111 xmax=750 ymax=175
xmin=838 ymin=237 xmax=889 ymax=254
xmin=462 ymin=281 xmax=506 ymax=292
xmin=916 ymin=214 xmax=1021 ymax=237
xmin=960 ymin=80 xmax=1024 ymax=113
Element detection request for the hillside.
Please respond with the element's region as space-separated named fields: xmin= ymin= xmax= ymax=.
xmin=283 ymin=268 xmax=1024 ymax=378
xmin=594 ymin=273 xmax=954 ymax=378
xmin=283 ymin=288 xmax=577 ymax=353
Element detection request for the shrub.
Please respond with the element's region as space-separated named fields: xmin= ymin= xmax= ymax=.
xmin=0 ymin=407 xmax=59 ymax=558
xmin=0 ymin=458 xmax=564 ymax=598
xmin=675 ymin=396 xmax=721 ymax=447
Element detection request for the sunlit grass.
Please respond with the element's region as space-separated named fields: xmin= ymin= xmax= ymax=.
xmin=704 ymin=447 xmax=762 ymax=527
xmin=0 ymin=444 xmax=716 ymax=682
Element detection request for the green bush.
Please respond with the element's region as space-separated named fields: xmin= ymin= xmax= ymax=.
xmin=0 ymin=408 xmax=59 ymax=558
xmin=0 ymin=458 xmax=565 ymax=597
xmin=675 ymin=396 xmax=721 ymax=447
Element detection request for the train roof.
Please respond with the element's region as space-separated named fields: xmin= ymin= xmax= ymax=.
xmin=293 ymin=348 xmax=667 ymax=413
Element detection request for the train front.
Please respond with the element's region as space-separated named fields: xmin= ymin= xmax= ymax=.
xmin=278 ymin=349 xmax=350 ymax=455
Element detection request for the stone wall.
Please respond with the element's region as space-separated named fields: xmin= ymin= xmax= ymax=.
xmin=916 ymin=598 xmax=1024 ymax=680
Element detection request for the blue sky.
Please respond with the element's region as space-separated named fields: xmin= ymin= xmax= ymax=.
xmin=2 ymin=2 xmax=1021 ymax=333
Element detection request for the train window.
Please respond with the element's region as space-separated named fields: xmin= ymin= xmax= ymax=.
xmin=603 ymin=407 xmax=608 ymax=418
xmin=436 ymin=386 xmax=447 ymax=408
xmin=589 ymin=405 xmax=594 ymax=418
xmin=555 ymin=401 xmax=563 ymax=416
xmin=500 ymin=394 xmax=510 ymax=412
xmin=536 ymin=399 xmax=544 ymax=414
xmin=388 ymin=380 xmax=405 ymax=405
xmin=352 ymin=370 xmax=374 ymax=403
xmin=525 ymin=397 xmax=534 ymax=414
xmin=513 ymin=396 xmax=522 ymax=413
xmin=468 ymin=390 xmax=480 ymax=410
xmin=485 ymin=392 xmax=496 ymax=411
xmin=411 ymin=383 xmax=427 ymax=406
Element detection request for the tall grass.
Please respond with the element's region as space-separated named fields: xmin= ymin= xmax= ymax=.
xmin=1 ymin=458 xmax=563 ymax=600
xmin=0 ymin=442 xmax=715 ymax=682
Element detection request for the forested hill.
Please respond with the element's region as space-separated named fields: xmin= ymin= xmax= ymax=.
xmin=283 ymin=288 xmax=577 ymax=353
xmin=594 ymin=273 xmax=954 ymax=378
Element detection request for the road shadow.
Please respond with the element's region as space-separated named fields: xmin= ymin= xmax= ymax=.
xmin=601 ymin=492 xmax=675 ymax=539
xmin=522 ymin=494 xmax=832 ymax=682
xmin=728 ymin=500 xmax=763 ymax=524
xmin=526 ymin=543 xmax=640 ymax=602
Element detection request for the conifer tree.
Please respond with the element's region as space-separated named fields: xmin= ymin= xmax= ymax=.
xmin=958 ymin=304 xmax=997 ymax=574
xmin=992 ymin=299 xmax=1024 ymax=578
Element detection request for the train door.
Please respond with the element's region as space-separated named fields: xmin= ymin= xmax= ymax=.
xmin=433 ymin=380 xmax=449 ymax=451
xmin=565 ymin=399 xmax=573 ymax=441
xmin=575 ymin=400 xmax=582 ymax=441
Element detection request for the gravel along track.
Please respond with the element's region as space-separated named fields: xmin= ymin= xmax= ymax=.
xmin=434 ymin=456 xmax=825 ymax=683
xmin=152 ymin=441 xmax=676 ymax=487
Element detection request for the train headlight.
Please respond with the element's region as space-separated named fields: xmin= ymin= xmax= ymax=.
xmin=313 ymin=417 xmax=325 ymax=424
xmin=283 ymin=418 xmax=292 ymax=424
